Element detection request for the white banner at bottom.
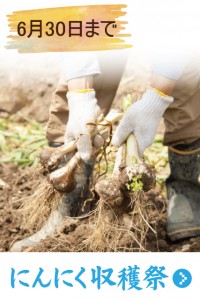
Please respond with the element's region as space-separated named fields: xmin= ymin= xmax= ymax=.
xmin=0 ymin=252 xmax=198 ymax=300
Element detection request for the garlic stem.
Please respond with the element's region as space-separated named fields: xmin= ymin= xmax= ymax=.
xmin=47 ymin=110 xmax=123 ymax=171
xmin=126 ymin=134 xmax=142 ymax=165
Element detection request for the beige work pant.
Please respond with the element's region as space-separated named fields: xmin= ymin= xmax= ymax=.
xmin=46 ymin=57 xmax=200 ymax=147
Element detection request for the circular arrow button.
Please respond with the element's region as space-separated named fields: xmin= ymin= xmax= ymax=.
xmin=173 ymin=269 xmax=192 ymax=288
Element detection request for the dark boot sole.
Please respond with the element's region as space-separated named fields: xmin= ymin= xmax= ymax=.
xmin=167 ymin=226 xmax=200 ymax=242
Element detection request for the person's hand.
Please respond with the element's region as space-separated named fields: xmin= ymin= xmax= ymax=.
xmin=112 ymin=88 xmax=173 ymax=156
xmin=64 ymin=90 xmax=101 ymax=161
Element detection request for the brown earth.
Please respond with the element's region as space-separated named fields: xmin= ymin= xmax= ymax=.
xmin=1 ymin=162 xmax=200 ymax=253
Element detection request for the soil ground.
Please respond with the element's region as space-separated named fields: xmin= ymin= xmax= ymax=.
xmin=1 ymin=162 xmax=200 ymax=252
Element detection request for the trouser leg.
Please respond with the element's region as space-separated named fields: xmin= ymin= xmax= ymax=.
xmin=163 ymin=58 xmax=200 ymax=241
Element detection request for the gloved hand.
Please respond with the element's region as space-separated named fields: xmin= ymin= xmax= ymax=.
xmin=64 ymin=90 xmax=100 ymax=161
xmin=112 ymin=88 xmax=173 ymax=156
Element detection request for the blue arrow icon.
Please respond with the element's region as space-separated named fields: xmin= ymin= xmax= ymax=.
xmin=173 ymin=269 xmax=192 ymax=288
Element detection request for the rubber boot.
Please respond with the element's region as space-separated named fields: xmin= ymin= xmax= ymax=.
xmin=166 ymin=138 xmax=200 ymax=241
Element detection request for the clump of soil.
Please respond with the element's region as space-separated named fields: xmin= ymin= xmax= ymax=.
xmin=1 ymin=163 xmax=200 ymax=252
xmin=0 ymin=163 xmax=33 ymax=251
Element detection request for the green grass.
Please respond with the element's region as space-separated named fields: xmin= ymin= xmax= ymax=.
xmin=0 ymin=115 xmax=47 ymax=168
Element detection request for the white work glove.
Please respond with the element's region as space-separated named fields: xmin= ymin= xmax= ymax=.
xmin=64 ymin=90 xmax=100 ymax=161
xmin=112 ymin=88 xmax=173 ymax=156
